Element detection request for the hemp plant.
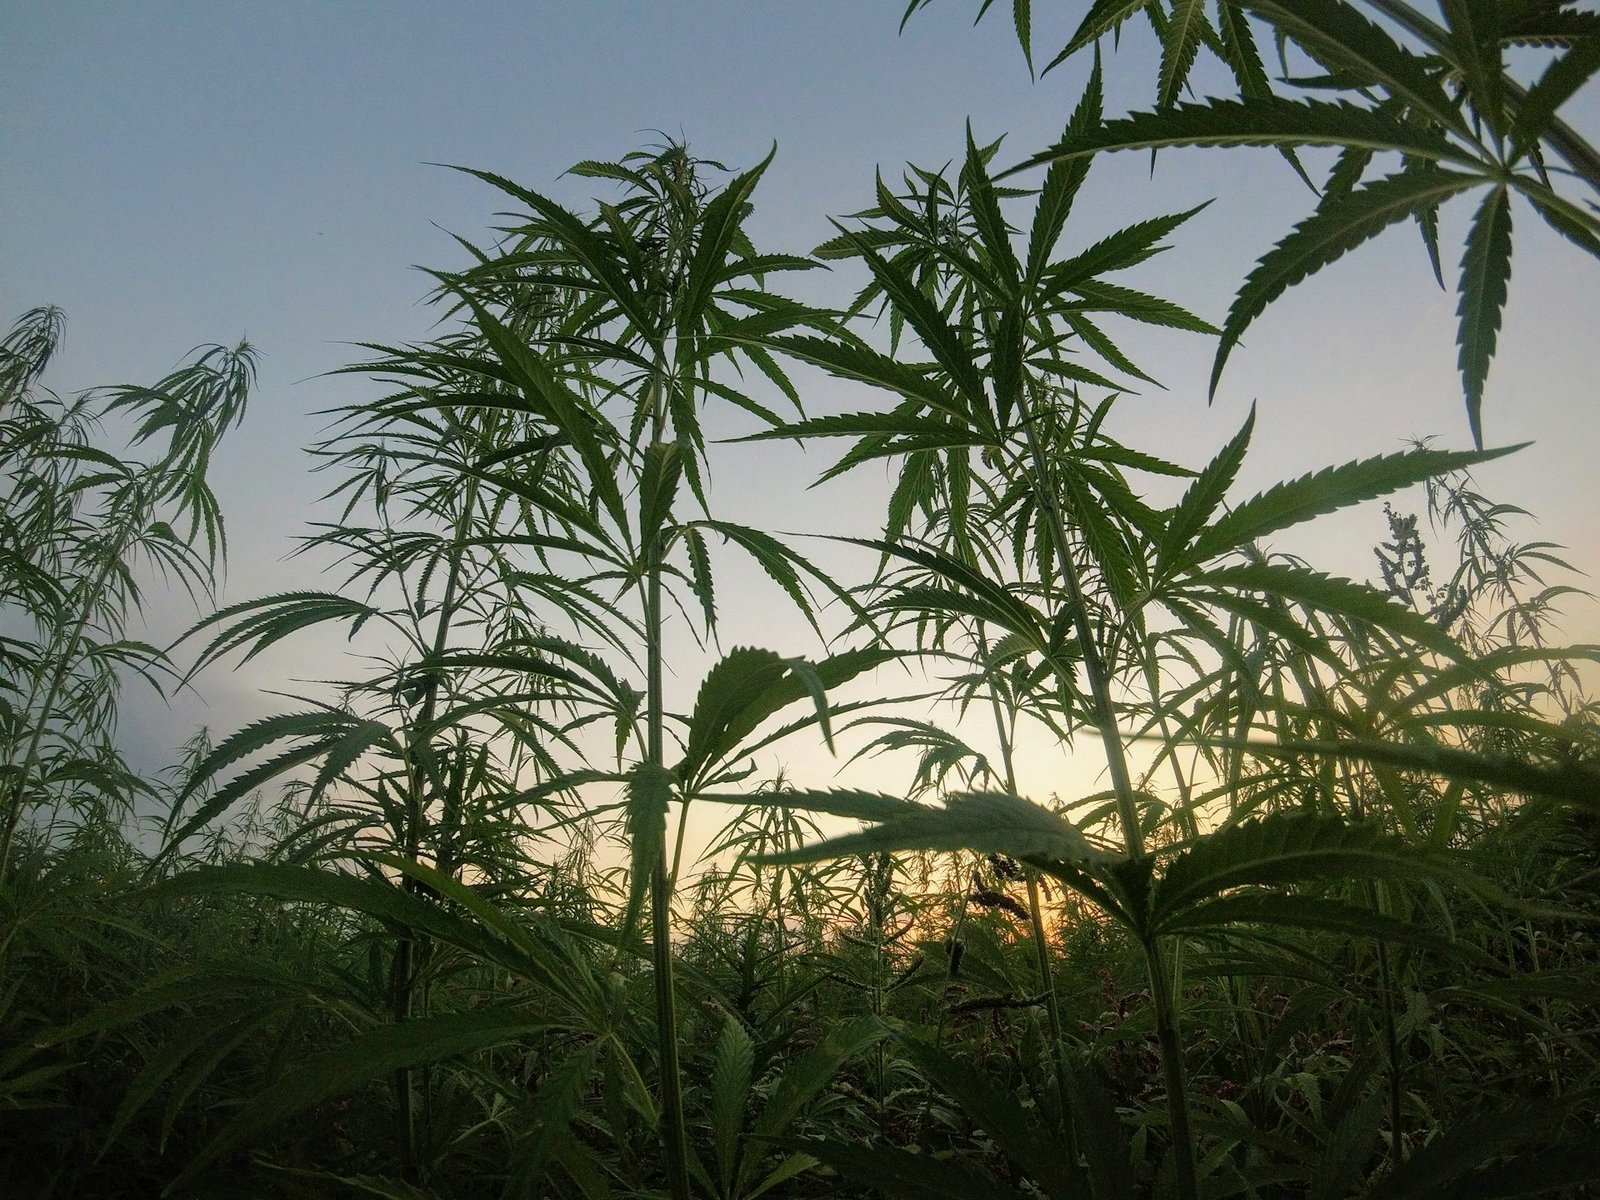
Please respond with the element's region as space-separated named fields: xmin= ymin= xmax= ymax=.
xmin=0 ymin=306 xmax=253 ymax=879
xmin=739 ymin=68 xmax=1518 ymax=1196
xmin=164 ymin=143 xmax=884 ymax=1197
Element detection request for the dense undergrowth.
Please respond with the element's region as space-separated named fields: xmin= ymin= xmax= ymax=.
xmin=5 ymin=3 xmax=1600 ymax=1197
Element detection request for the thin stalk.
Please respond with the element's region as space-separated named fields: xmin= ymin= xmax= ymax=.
xmin=0 ymin=512 xmax=134 ymax=879
xmin=1139 ymin=652 xmax=1201 ymax=841
xmin=643 ymin=367 xmax=691 ymax=1200
xmin=979 ymin=633 xmax=1080 ymax=1159
xmin=1144 ymin=935 xmax=1197 ymax=1190
xmin=1017 ymin=414 xmax=1143 ymax=857
xmin=387 ymin=473 xmax=481 ymax=1181
xmin=1346 ymin=780 xmax=1405 ymax=1171
xmin=1017 ymin=403 xmax=1197 ymax=1200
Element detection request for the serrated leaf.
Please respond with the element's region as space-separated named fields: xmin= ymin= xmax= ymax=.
xmin=621 ymin=761 xmax=674 ymax=945
xmin=1056 ymin=0 xmax=1154 ymax=69
xmin=676 ymin=646 xmax=893 ymax=789
xmin=752 ymin=1016 xmax=886 ymax=1140
xmin=1157 ymin=405 xmax=1255 ymax=575
xmin=1212 ymin=165 xmax=1482 ymax=398
xmin=1006 ymin=97 xmax=1465 ymax=180
xmin=1190 ymin=562 xmax=1466 ymax=658
xmin=678 ymin=146 xmax=775 ymax=343
xmin=1149 ymin=811 xmax=1445 ymax=931
xmin=762 ymin=791 xmax=1110 ymax=868
xmin=894 ymin=1035 xmax=1082 ymax=1199
xmin=711 ymin=1017 xmax=755 ymax=1193
xmin=1190 ymin=441 xmax=1521 ymax=564
xmin=1159 ymin=0 xmax=1210 ymax=110
xmin=1236 ymin=736 xmax=1600 ymax=810
xmin=1240 ymin=0 xmax=1468 ymax=132
xmin=1456 ymin=184 xmax=1513 ymax=446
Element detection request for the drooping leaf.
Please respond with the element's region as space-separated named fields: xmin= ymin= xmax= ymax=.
xmin=621 ymin=761 xmax=674 ymax=945
xmin=1235 ymin=736 xmax=1600 ymax=811
xmin=1455 ymin=184 xmax=1513 ymax=446
xmin=761 ymin=791 xmax=1111 ymax=868
xmin=1159 ymin=0 xmax=1211 ymax=111
xmin=1007 ymin=97 xmax=1464 ymax=179
xmin=1148 ymin=811 xmax=1454 ymax=933
xmin=1211 ymin=165 xmax=1483 ymax=398
xmin=1188 ymin=562 xmax=1467 ymax=658
xmin=1239 ymin=0 xmax=1469 ymax=132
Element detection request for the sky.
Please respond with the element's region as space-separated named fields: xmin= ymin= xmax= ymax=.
xmin=5 ymin=3 xmax=1598 ymax=852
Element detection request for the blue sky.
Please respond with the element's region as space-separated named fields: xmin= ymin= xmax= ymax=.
xmin=5 ymin=3 xmax=1598 ymax=818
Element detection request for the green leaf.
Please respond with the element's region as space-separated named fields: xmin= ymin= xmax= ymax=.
xmin=1012 ymin=0 xmax=1034 ymax=76
xmin=695 ymin=519 xmax=874 ymax=640
xmin=961 ymin=124 xmax=1021 ymax=289
xmin=711 ymin=1017 xmax=755 ymax=1195
xmin=1055 ymin=0 xmax=1154 ymax=71
xmin=840 ymin=535 xmax=1049 ymax=651
xmin=621 ymin=761 xmax=674 ymax=945
xmin=1170 ymin=892 xmax=1478 ymax=960
xmin=446 ymin=284 xmax=629 ymax=532
xmin=756 ymin=333 xmax=978 ymax=427
xmin=1025 ymin=60 xmax=1101 ymax=284
xmin=1509 ymin=36 xmax=1600 ymax=163
xmin=444 ymin=165 xmax=658 ymax=334
xmin=1159 ymin=0 xmax=1210 ymax=110
xmin=158 ymin=710 xmax=397 ymax=856
xmin=761 ymin=791 xmax=1111 ymax=868
xmin=677 ymin=646 xmax=787 ymax=785
xmin=1239 ymin=0 xmax=1468 ymax=133
xmin=1517 ymin=180 xmax=1600 ymax=259
xmin=144 ymin=863 xmax=525 ymax=977
xmin=709 ymin=786 xmax=917 ymax=825
xmin=678 ymin=146 xmax=776 ymax=342
xmin=1217 ymin=0 xmax=1273 ymax=100
xmin=829 ymin=227 xmax=992 ymax=415
xmin=1061 ymin=278 xmax=1218 ymax=333
xmin=752 ymin=1016 xmax=887 ymax=1139
xmin=639 ymin=440 xmax=684 ymax=541
xmin=1236 ymin=736 xmax=1600 ymax=811
xmin=1007 ymin=97 xmax=1464 ymax=179
xmin=1157 ymin=404 xmax=1255 ymax=576
xmin=178 ymin=591 xmax=383 ymax=678
xmin=1149 ymin=812 xmax=1448 ymax=933
xmin=893 ymin=1035 xmax=1082 ymax=1199
xmin=514 ymin=1044 xmax=605 ymax=1194
xmin=777 ymin=1137 xmax=1008 ymax=1200
xmin=1189 ymin=562 xmax=1466 ymax=658
xmin=1189 ymin=441 xmax=1521 ymax=564
xmin=1040 ymin=203 xmax=1210 ymax=301
xmin=1212 ymin=165 xmax=1482 ymax=399
xmin=1455 ymin=184 xmax=1513 ymax=447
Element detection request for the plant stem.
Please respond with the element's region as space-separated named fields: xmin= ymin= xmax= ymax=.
xmin=980 ymin=639 xmax=1080 ymax=1157
xmin=0 ymin=513 xmax=133 ymax=879
xmin=1017 ymin=399 xmax=1197 ymax=1200
xmin=1145 ymin=935 xmax=1198 ymax=1200
xmin=644 ymin=367 xmax=691 ymax=1200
